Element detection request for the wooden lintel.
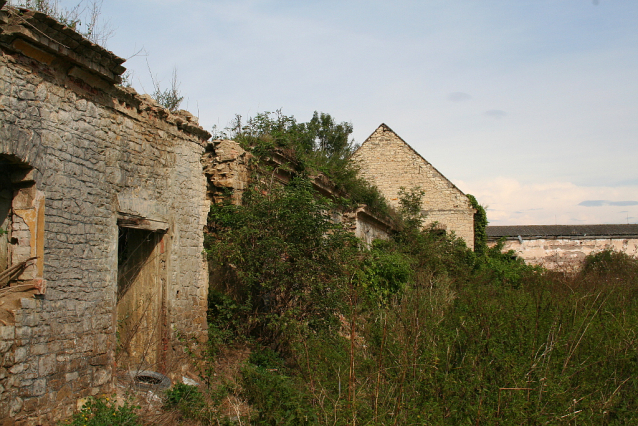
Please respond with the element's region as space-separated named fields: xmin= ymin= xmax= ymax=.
xmin=117 ymin=214 xmax=168 ymax=232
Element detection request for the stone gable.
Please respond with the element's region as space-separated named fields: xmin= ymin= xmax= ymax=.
xmin=351 ymin=124 xmax=475 ymax=249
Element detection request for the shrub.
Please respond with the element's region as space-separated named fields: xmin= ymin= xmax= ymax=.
xmin=241 ymin=348 xmax=318 ymax=425
xmin=164 ymin=383 xmax=206 ymax=420
xmin=583 ymin=248 xmax=638 ymax=278
xmin=62 ymin=395 xmax=140 ymax=426
xmin=360 ymin=240 xmax=412 ymax=301
xmin=207 ymin=177 xmax=360 ymax=347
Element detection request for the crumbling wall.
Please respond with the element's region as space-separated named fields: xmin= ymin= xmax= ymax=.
xmin=202 ymin=140 xmax=393 ymax=248
xmin=341 ymin=206 xmax=392 ymax=247
xmin=492 ymin=238 xmax=638 ymax=272
xmin=0 ymin=6 xmax=210 ymax=423
xmin=202 ymin=139 xmax=251 ymax=205
xmin=352 ymin=124 xmax=475 ymax=249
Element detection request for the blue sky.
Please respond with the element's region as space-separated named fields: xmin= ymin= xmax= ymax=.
xmin=57 ymin=0 xmax=638 ymax=224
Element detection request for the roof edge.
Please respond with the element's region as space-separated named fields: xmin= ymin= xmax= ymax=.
xmin=355 ymin=123 xmax=470 ymax=199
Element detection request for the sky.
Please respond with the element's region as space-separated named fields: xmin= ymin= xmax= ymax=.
xmin=57 ymin=0 xmax=638 ymax=225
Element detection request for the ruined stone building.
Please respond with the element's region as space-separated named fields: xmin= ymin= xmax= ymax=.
xmin=487 ymin=224 xmax=638 ymax=271
xmin=0 ymin=4 xmax=210 ymax=423
xmin=352 ymin=124 xmax=475 ymax=249
xmin=203 ymin=139 xmax=393 ymax=247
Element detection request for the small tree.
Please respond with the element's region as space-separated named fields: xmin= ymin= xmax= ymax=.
xmin=398 ymin=186 xmax=426 ymax=230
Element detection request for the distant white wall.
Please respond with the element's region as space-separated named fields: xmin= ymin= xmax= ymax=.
xmin=490 ymin=238 xmax=638 ymax=272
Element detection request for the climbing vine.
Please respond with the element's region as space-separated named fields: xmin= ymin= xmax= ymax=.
xmin=467 ymin=194 xmax=488 ymax=256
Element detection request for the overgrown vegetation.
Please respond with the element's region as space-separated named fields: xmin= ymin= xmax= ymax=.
xmin=61 ymin=395 xmax=140 ymax=426
xmin=198 ymin=121 xmax=638 ymax=424
xmin=207 ymin=177 xmax=360 ymax=350
xmin=211 ymin=110 xmax=392 ymax=218
xmin=205 ymin=188 xmax=638 ymax=425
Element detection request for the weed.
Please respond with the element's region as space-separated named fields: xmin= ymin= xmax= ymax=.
xmin=61 ymin=395 xmax=140 ymax=426
xmin=164 ymin=383 xmax=206 ymax=420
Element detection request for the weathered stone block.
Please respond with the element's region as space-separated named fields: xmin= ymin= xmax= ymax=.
xmin=0 ymin=326 xmax=15 ymax=340
xmin=38 ymin=354 xmax=57 ymax=376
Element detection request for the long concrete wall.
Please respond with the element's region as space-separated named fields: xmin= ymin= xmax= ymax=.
xmin=492 ymin=238 xmax=638 ymax=272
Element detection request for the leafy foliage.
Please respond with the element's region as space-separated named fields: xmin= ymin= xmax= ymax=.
xmin=583 ymin=248 xmax=638 ymax=278
xmin=201 ymin=111 xmax=638 ymax=424
xmin=476 ymin=239 xmax=543 ymax=288
xmin=397 ymin=186 xmax=426 ymax=230
xmin=212 ymin=110 xmax=392 ymax=218
xmin=467 ymin=193 xmax=488 ymax=256
xmin=241 ymin=348 xmax=318 ymax=425
xmin=61 ymin=396 xmax=140 ymax=426
xmin=207 ymin=177 xmax=359 ymax=347
xmin=359 ymin=240 xmax=412 ymax=301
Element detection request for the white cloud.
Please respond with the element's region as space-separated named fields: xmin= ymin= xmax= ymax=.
xmin=457 ymin=178 xmax=638 ymax=225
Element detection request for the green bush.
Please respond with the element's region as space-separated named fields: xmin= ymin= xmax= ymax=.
xmin=583 ymin=248 xmax=638 ymax=278
xmin=164 ymin=383 xmax=206 ymax=420
xmin=360 ymin=241 xmax=412 ymax=301
xmin=62 ymin=396 xmax=140 ymax=426
xmin=242 ymin=348 xmax=318 ymax=425
xmin=207 ymin=177 xmax=360 ymax=347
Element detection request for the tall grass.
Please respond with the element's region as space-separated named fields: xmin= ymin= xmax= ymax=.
xmin=200 ymin=133 xmax=638 ymax=424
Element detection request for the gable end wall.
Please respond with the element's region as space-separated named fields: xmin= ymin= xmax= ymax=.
xmin=352 ymin=125 xmax=474 ymax=249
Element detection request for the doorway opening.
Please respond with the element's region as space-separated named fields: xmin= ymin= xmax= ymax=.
xmin=116 ymin=225 xmax=167 ymax=372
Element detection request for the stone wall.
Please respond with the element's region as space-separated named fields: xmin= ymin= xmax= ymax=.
xmin=343 ymin=206 xmax=392 ymax=247
xmin=202 ymin=139 xmax=251 ymax=205
xmin=351 ymin=124 xmax=475 ymax=249
xmin=202 ymin=140 xmax=393 ymax=246
xmin=0 ymin=6 xmax=210 ymax=424
xmin=487 ymin=225 xmax=638 ymax=272
xmin=492 ymin=238 xmax=638 ymax=272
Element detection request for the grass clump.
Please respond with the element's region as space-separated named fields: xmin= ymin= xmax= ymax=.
xmin=62 ymin=395 xmax=140 ymax=426
xmin=164 ymin=383 xmax=206 ymax=421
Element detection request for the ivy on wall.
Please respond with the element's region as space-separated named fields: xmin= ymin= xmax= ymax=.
xmin=467 ymin=194 xmax=488 ymax=256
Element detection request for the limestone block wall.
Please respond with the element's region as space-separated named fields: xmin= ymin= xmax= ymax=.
xmin=0 ymin=8 xmax=210 ymax=423
xmin=352 ymin=124 xmax=475 ymax=249
xmin=493 ymin=238 xmax=638 ymax=272
xmin=202 ymin=139 xmax=251 ymax=205
xmin=203 ymin=140 xmax=393 ymax=248
xmin=340 ymin=207 xmax=392 ymax=248
xmin=426 ymin=210 xmax=474 ymax=245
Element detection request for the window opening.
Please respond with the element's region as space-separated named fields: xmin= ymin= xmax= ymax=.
xmin=0 ymin=154 xmax=44 ymax=325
